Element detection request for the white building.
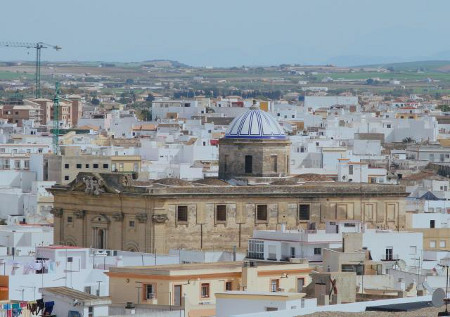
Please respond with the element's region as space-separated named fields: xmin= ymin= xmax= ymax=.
xmin=248 ymin=223 xmax=423 ymax=267
xmin=41 ymin=287 xmax=110 ymax=317
xmin=304 ymin=96 xmax=358 ymax=111
xmin=248 ymin=221 xmax=363 ymax=262
xmin=216 ymin=292 xmax=316 ymax=317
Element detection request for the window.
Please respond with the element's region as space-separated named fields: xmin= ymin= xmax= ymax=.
xmin=67 ymin=216 xmax=73 ymax=223
xmin=266 ymin=307 xmax=278 ymax=311
xmin=129 ymin=220 xmax=135 ymax=228
xmin=14 ymin=160 xmax=20 ymax=169
xmin=256 ymin=205 xmax=268 ymax=222
xmin=103 ymin=164 xmax=109 ymax=169
xmin=385 ymin=247 xmax=393 ymax=260
xmin=297 ymin=278 xmax=305 ymax=292
xmin=24 ymin=161 xmax=29 ymax=169
xmin=245 ymin=155 xmax=253 ymax=173
xmin=268 ymin=245 xmax=276 ymax=260
xmin=201 ymin=283 xmax=210 ymax=298
xmin=76 ymin=164 xmax=82 ymax=169
xmin=248 ymin=239 xmax=264 ymax=259
xmin=224 ymin=155 xmax=228 ymax=172
xmin=440 ymin=240 xmax=446 ymax=248
xmin=145 ymin=284 xmax=156 ymax=300
xmin=409 ymin=246 xmax=417 ymax=255
xmin=349 ymin=165 xmax=354 ymax=175
xmin=84 ymin=286 xmax=91 ymax=294
xmin=215 ymin=205 xmax=227 ymax=223
xmin=298 ymin=204 xmax=310 ymax=221
xmin=64 ymin=163 xmax=69 ymax=169
xmin=177 ymin=206 xmax=188 ymax=223
xmin=225 ymin=281 xmax=232 ymax=291
xmin=314 ymin=248 xmax=321 ymax=255
xmin=271 ymin=155 xmax=278 ymax=173
xmin=88 ymin=307 xmax=93 ymax=317
xmin=430 ymin=240 xmax=436 ymax=248
xmin=93 ymin=164 xmax=99 ymax=169
xmin=85 ymin=164 xmax=90 ymax=168
xmin=64 ymin=176 xmax=70 ymax=181
xmin=291 ymin=247 xmax=295 ymax=258
xmin=270 ymin=279 xmax=279 ymax=292
xmin=430 ymin=220 xmax=435 ymax=228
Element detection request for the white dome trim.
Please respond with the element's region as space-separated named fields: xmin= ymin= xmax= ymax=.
xmin=225 ymin=108 xmax=286 ymax=139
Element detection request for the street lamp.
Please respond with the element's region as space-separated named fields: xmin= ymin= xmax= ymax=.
xmin=438 ymin=256 xmax=450 ymax=316
xmin=359 ymin=261 xmax=365 ymax=296
xmin=136 ymin=281 xmax=142 ymax=305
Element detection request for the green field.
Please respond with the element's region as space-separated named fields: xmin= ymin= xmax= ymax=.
xmin=0 ymin=71 xmax=32 ymax=80
xmin=317 ymin=71 xmax=450 ymax=82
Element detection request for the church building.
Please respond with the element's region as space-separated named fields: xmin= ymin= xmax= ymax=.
xmin=49 ymin=103 xmax=408 ymax=253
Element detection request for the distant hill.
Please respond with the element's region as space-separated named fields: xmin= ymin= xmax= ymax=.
xmin=356 ymin=60 xmax=450 ymax=72
xmin=141 ymin=59 xmax=190 ymax=68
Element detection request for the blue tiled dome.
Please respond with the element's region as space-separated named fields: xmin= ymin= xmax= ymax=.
xmin=225 ymin=104 xmax=286 ymax=140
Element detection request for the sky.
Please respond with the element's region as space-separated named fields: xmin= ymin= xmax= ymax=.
xmin=1 ymin=0 xmax=450 ymax=67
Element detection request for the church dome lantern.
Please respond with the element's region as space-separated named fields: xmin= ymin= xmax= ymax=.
xmin=219 ymin=101 xmax=291 ymax=181
xmin=225 ymin=101 xmax=286 ymax=140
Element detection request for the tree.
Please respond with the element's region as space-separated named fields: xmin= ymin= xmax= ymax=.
xmin=402 ymin=137 xmax=414 ymax=144
xmin=91 ymin=98 xmax=100 ymax=105
xmin=146 ymin=93 xmax=155 ymax=102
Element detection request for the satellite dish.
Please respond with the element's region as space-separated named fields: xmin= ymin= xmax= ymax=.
xmin=397 ymin=259 xmax=407 ymax=271
xmin=432 ymin=288 xmax=446 ymax=307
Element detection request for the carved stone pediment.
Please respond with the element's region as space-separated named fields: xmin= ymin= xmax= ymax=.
xmin=136 ymin=213 xmax=148 ymax=223
xmin=112 ymin=212 xmax=124 ymax=222
xmin=152 ymin=214 xmax=168 ymax=223
xmin=50 ymin=208 xmax=63 ymax=217
xmin=74 ymin=210 xmax=86 ymax=219
xmin=120 ymin=175 xmax=132 ymax=187
xmin=91 ymin=214 xmax=110 ymax=224
xmin=69 ymin=173 xmax=122 ymax=195
xmin=83 ymin=176 xmax=105 ymax=195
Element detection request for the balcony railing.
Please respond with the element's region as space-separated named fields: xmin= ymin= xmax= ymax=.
xmin=381 ymin=254 xmax=399 ymax=261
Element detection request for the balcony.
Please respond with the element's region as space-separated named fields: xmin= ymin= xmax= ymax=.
xmin=381 ymin=254 xmax=399 ymax=261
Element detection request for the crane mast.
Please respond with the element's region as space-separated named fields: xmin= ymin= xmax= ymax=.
xmin=0 ymin=41 xmax=61 ymax=98
xmin=52 ymin=82 xmax=60 ymax=155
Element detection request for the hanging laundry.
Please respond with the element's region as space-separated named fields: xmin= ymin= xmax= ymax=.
xmin=11 ymin=308 xmax=21 ymax=317
xmin=27 ymin=303 xmax=37 ymax=315
xmin=32 ymin=263 xmax=42 ymax=271
xmin=43 ymin=302 xmax=54 ymax=315
xmin=68 ymin=311 xmax=81 ymax=317
xmin=35 ymin=300 xmax=44 ymax=315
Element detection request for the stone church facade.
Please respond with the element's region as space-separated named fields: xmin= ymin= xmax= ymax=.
xmin=49 ymin=173 xmax=408 ymax=253
xmin=49 ymin=103 xmax=408 ymax=253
